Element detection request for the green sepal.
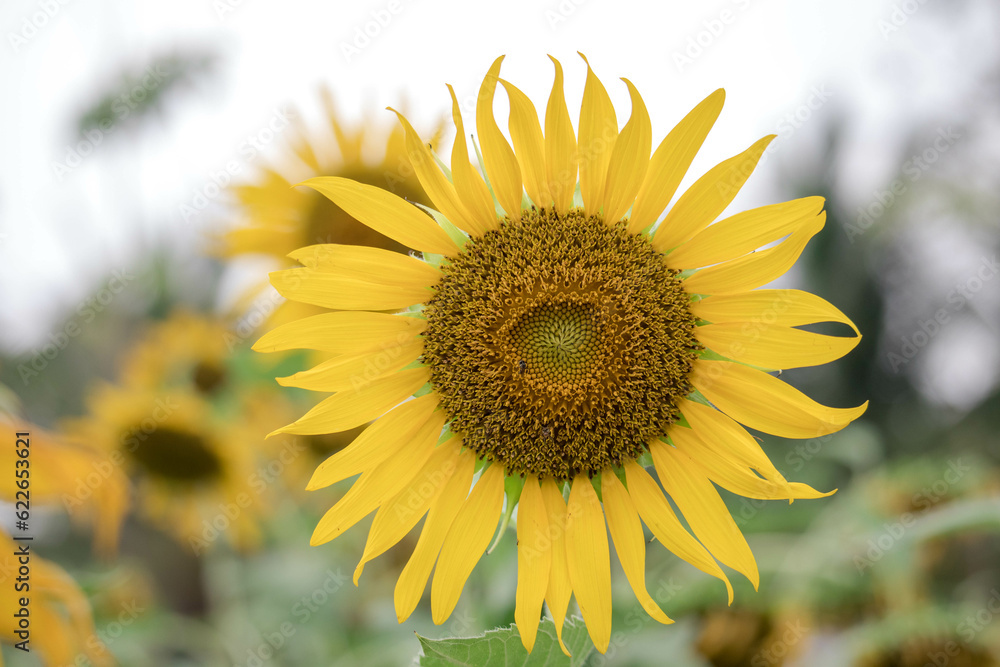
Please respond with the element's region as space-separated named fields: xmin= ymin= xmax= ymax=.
xmin=488 ymin=473 xmax=524 ymax=554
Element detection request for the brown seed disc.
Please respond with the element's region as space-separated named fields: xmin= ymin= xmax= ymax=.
xmin=422 ymin=208 xmax=700 ymax=479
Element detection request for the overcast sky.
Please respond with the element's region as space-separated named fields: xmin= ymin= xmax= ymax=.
xmin=0 ymin=0 xmax=993 ymax=351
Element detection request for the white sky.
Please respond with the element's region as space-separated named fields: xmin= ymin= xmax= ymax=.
xmin=0 ymin=0 xmax=991 ymax=352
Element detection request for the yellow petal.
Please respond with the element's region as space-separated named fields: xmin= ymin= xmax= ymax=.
xmin=447 ymin=84 xmax=498 ymax=235
xmin=307 ymin=394 xmax=441 ymax=490
xmin=577 ymin=53 xmax=618 ymax=217
xmin=540 ymin=477 xmax=573 ymax=656
xmin=395 ymin=449 xmax=476 ymax=622
xmin=652 ymin=135 xmax=775 ymax=252
xmin=601 ymin=472 xmax=672 ymax=624
xmin=670 ymin=423 xmax=832 ymax=501
xmin=565 ymin=474 xmax=612 ymax=653
xmin=477 ymin=56 xmax=523 ymax=220
xmin=278 ymin=337 xmax=424 ymax=392
xmin=624 ymin=461 xmax=734 ymax=602
xmin=684 ymin=214 xmax=825 ymax=295
xmin=273 ymin=367 xmax=430 ymax=436
xmin=431 ymin=464 xmax=505 ymax=624
xmin=302 ymin=177 xmax=458 ymax=255
xmin=651 ymin=441 xmax=759 ymax=589
xmin=696 ymin=323 xmax=860 ymax=370
xmin=515 ymin=476 xmax=552 ymax=653
xmin=220 ymin=226 xmax=297 ymax=257
xmin=288 ymin=243 xmax=441 ymax=286
xmin=289 ymin=112 xmax=321 ymax=171
xmin=310 ymin=412 xmax=441 ymax=545
xmin=321 ymin=86 xmax=363 ymax=163
xmin=389 ymin=108 xmax=477 ymax=236
xmin=602 ymin=79 xmax=651 ymax=225
xmin=354 ymin=438 xmax=463 ymax=583
xmin=544 ymin=56 xmax=578 ymax=216
xmin=628 ymin=89 xmax=725 ymax=234
xmin=691 ymin=360 xmax=868 ymax=439
xmin=679 ymin=400 xmax=788 ymax=484
xmin=253 ymin=312 xmax=426 ymax=354
xmin=689 ymin=289 xmax=860 ymax=335
xmin=269 ymin=266 xmax=430 ymax=311
xmin=500 ymin=79 xmax=550 ymax=210
xmin=667 ymin=197 xmax=825 ymax=269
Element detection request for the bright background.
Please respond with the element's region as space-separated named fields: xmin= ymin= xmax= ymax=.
xmin=3 ymin=0 xmax=1000 ymax=665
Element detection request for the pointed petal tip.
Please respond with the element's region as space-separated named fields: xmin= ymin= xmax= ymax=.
xmin=292 ymin=177 xmax=319 ymax=189
xmin=556 ymin=633 xmax=572 ymax=657
xmin=517 ymin=626 xmax=537 ymax=654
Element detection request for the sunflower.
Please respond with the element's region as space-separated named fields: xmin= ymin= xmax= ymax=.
xmin=1 ymin=417 xmax=128 ymax=557
xmin=216 ymin=88 xmax=439 ymax=326
xmin=0 ymin=529 xmax=112 ymax=666
xmin=256 ymin=55 xmax=867 ymax=654
xmin=63 ymin=312 xmax=269 ymax=552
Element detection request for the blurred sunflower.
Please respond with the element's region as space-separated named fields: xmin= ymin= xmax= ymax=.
xmin=0 ymin=529 xmax=112 ymax=666
xmin=63 ymin=312 xmax=268 ymax=552
xmin=256 ymin=55 xmax=867 ymax=654
xmin=216 ymin=87 xmax=439 ymax=328
xmin=0 ymin=417 xmax=128 ymax=557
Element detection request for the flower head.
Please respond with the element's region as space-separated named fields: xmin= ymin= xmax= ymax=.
xmin=257 ymin=55 xmax=866 ymax=654
xmin=65 ymin=311 xmax=270 ymax=552
xmin=0 ymin=529 xmax=112 ymax=666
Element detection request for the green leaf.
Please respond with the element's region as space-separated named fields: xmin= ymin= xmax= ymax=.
xmin=417 ymin=617 xmax=594 ymax=667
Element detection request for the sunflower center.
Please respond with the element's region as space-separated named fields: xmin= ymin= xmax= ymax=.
xmin=510 ymin=302 xmax=600 ymax=381
xmin=126 ymin=427 xmax=223 ymax=483
xmin=191 ymin=361 xmax=226 ymax=395
xmin=422 ymin=208 xmax=700 ymax=479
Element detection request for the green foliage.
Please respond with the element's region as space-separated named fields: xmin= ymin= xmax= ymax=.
xmin=76 ymin=51 xmax=217 ymax=139
xmin=417 ymin=617 xmax=594 ymax=667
